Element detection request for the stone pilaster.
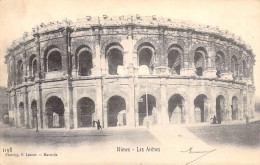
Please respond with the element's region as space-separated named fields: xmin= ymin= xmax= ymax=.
xmin=238 ymin=93 xmax=243 ymax=120
xmin=251 ymin=89 xmax=255 ymax=118
xmin=71 ymin=34 xmax=77 ymax=77
xmin=220 ymin=46 xmax=233 ymax=80
xmin=242 ymin=89 xmax=247 ymax=119
xmin=12 ymin=91 xmax=18 ymax=127
xmin=7 ymin=63 xmax=11 ymax=87
xmin=12 ymin=56 xmax=17 ymax=86
xmin=72 ymin=101 xmax=78 ymax=129
xmin=96 ymin=79 xmax=103 ymax=127
xmin=40 ymin=58 xmax=45 ymax=79
xmin=128 ymin=78 xmax=135 ymax=127
xmin=35 ymin=83 xmax=43 ymax=129
xmin=66 ymin=79 xmax=73 ymax=129
xmin=158 ymin=26 xmax=166 ymax=66
xmin=121 ymin=26 xmax=134 ymax=75
xmin=71 ymin=53 xmax=77 ymax=77
xmin=246 ymin=84 xmax=250 ymax=119
xmin=180 ymin=33 xmax=196 ymax=76
xmin=184 ymin=98 xmax=190 ymax=124
xmin=101 ymin=78 xmax=106 ymax=128
xmin=134 ymin=83 xmax=140 ymax=127
xmin=64 ymin=106 xmax=70 ymax=129
xmin=92 ymin=45 xmax=101 ymax=76
xmin=133 ymin=50 xmax=138 ymax=74
xmin=205 ymin=97 xmax=210 ymax=123
xmin=160 ymin=77 xmax=168 ymax=126
xmin=238 ymin=49 xmax=244 ymax=80
xmin=204 ymin=43 xmax=217 ymax=78
xmin=24 ymin=88 xmax=30 ymax=128
xmin=22 ymin=51 xmax=27 ymax=83
xmin=188 ymin=80 xmax=195 ymax=123
xmin=210 ymin=83 xmax=216 ymax=119
xmin=251 ymin=61 xmax=254 ymax=84
xmin=188 ymin=31 xmax=194 ymax=68
xmin=92 ymin=27 xmax=102 ymax=76
xmin=33 ymin=33 xmax=42 ymax=80
xmin=28 ymin=99 xmax=33 ymax=129
xmin=8 ymin=93 xmax=13 ymax=126
xmin=226 ymin=93 xmax=232 ymax=121
xmin=64 ymin=28 xmax=74 ymax=129
xmin=100 ymin=52 xmax=106 ymax=76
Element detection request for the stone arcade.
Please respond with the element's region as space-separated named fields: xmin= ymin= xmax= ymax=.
xmin=5 ymin=15 xmax=255 ymax=129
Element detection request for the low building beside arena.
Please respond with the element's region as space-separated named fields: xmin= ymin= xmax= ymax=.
xmin=0 ymin=87 xmax=9 ymax=125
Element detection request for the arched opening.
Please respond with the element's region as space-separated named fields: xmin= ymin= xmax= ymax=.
xmin=216 ymin=95 xmax=225 ymax=123
xmin=32 ymin=59 xmax=37 ymax=77
xmin=243 ymin=96 xmax=247 ymax=118
xmin=194 ymin=94 xmax=208 ymax=123
xmin=215 ymin=51 xmax=225 ymax=78
xmin=168 ymin=47 xmax=182 ymax=75
xmin=31 ymin=100 xmax=37 ymax=128
xmin=9 ymin=64 xmax=13 ymax=86
xmin=77 ymin=97 xmax=95 ymax=127
xmin=231 ymin=56 xmax=238 ymax=79
xmin=45 ymin=96 xmax=65 ymax=128
xmin=17 ymin=60 xmax=23 ymax=84
xmin=139 ymin=48 xmax=152 ymax=67
xmin=47 ymin=50 xmax=62 ymax=72
xmin=78 ymin=51 xmax=93 ymax=76
xmin=194 ymin=47 xmax=207 ymax=76
xmin=106 ymin=43 xmax=124 ymax=75
xmin=10 ymin=64 xmax=15 ymax=86
xmin=138 ymin=94 xmax=157 ymax=126
xmin=19 ymin=102 xmax=25 ymax=127
xmin=242 ymin=60 xmax=248 ymax=78
xmin=168 ymin=94 xmax=185 ymax=124
xmin=29 ymin=55 xmax=37 ymax=79
xmin=138 ymin=43 xmax=155 ymax=74
xmin=107 ymin=96 xmax=126 ymax=127
xmin=232 ymin=96 xmax=238 ymax=120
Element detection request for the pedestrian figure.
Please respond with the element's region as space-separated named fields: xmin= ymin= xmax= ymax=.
xmin=246 ymin=115 xmax=249 ymax=124
xmin=212 ymin=115 xmax=217 ymax=124
xmin=218 ymin=117 xmax=221 ymax=124
xmin=216 ymin=115 xmax=221 ymax=124
xmin=93 ymin=120 xmax=96 ymax=127
xmin=3 ymin=115 xmax=9 ymax=124
xmin=96 ymin=119 xmax=102 ymax=130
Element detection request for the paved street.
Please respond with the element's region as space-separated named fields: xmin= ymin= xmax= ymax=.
xmin=1 ymin=120 xmax=260 ymax=165
xmin=187 ymin=120 xmax=260 ymax=147
xmin=1 ymin=112 xmax=260 ymax=148
xmin=0 ymin=127 xmax=160 ymax=147
xmin=1 ymin=119 xmax=260 ymax=147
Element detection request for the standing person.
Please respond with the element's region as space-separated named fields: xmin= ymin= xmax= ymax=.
xmin=218 ymin=117 xmax=221 ymax=124
xmin=97 ymin=119 xmax=102 ymax=130
xmin=210 ymin=115 xmax=217 ymax=124
xmin=93 ymin=120 xmax=96 ymax=127
xmin=246 ymin=115 xmax=249 ymax=124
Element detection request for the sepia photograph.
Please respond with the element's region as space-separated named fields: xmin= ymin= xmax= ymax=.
xmin=0 ymin=0 xmax=259 ymax=164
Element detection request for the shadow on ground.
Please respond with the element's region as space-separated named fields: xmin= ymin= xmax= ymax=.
xmin=187 ymin=120 xmax=260 ymax=147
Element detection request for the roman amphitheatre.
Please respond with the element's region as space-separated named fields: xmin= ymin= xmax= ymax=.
xmin=4 ymin=15 xmax=255 ymax=129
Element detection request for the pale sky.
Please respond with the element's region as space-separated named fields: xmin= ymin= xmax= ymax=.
xmin=0 ymin=0 xmax=259 ymax=99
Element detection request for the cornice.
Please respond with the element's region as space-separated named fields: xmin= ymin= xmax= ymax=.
xmin=5 ymin=15 xmax=254 ymax=58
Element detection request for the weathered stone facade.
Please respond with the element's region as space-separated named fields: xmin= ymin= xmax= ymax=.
xmin=5 ymin=15 xmax=255 ymax=129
